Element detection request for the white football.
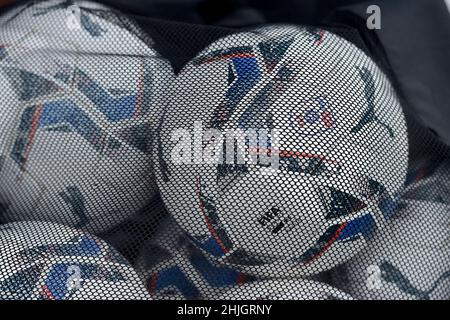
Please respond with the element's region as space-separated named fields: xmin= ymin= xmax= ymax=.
xmin=333 ymin=200 xmax=450 ymax=300
xmin=403 ymin=161 xmax=450 ymax=204
xmin=135 ymin=217 xmax=252 ymax=300
xmin=154 ymin=25 xmax=408 ymax=277
xmin=0 ymin=0 xmax=173 ymax=233
xmin=0 ymin=221 xmax=150 ymax=300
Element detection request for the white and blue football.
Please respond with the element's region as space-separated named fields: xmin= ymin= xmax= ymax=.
xmin=154 ymin=25 xmax=409 ymax=277
xmin=135 ymin=217 xmax=252 ymax=300
xmin=0 ymin=0 xmax=173 ymax=233
xmin=333 ymin=199 xmax=450 ymax=300
xmin=0 ymin=220 xmax=150 ymax=300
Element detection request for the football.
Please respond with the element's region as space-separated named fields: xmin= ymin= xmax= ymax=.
xmin=135 ymin=217 xmax=252 ymax=300
xmin=0 ymin=0 xmax=173 ymax=233
xmin=403 ymin=161 xmax=450 ymax=204
xmin=0 ymin=220 xmax=150 ymax=300
xmin=154 ymin=25 xmax=408 ymax=277
xmin=333 ymin=200 xmax=450 ymax=300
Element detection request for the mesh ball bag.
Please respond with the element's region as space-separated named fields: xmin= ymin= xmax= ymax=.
xmin=0 ymin=0 xmax=449 ymax=300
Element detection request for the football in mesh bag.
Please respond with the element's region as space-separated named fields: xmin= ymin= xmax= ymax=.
xmin=333 ymin=200 xmax=450 ymax=300
xmin=0 ymin=0 xmax=173 ymax=233
xmin=135 ymin=216 xmax=252 ymax=300
xmin=403 ymin=161 xmax=450 ymax=204
xmin=0 ymin=221 xmax=150 ymax=300
xmin=219 ymin=279 xmax=353 ymax=300
xmin=154 ymin=25 xmax=409 ymax=277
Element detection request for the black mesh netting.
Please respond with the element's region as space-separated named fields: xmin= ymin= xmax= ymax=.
xmin=0 ymin=0 xmax=449 ymax=300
